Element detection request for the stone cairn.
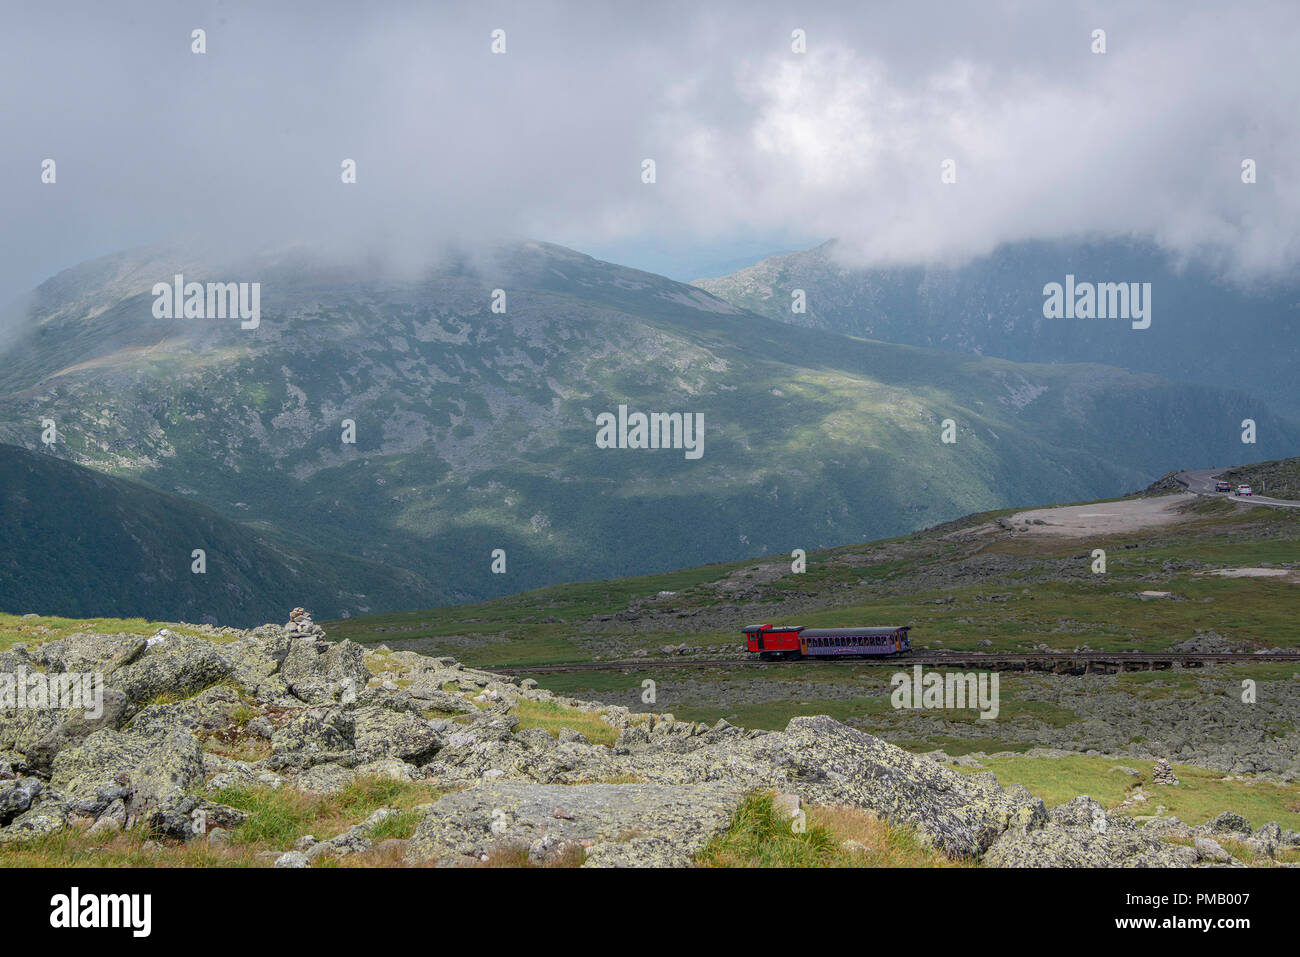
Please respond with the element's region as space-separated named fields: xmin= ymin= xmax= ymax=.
xmin=1152 ymin=758 xmax=1180 ymax=786
xmin=284 ymin=607 xmax=326 ymax=640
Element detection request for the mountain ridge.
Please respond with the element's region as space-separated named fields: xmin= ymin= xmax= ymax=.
xmin=2 ymin=239 xmax=1297 ymax=613
xmin=692 ymin=237 xmax=1300 ymax=419
xmin=0 ymin=443 xmax=434 ymax=624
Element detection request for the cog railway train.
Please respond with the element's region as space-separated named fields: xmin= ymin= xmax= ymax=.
xmin=743 ymin=623 xmax=912 ymax=661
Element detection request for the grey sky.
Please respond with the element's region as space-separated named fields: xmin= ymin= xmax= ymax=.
xmin=2 ymin=0 xmax=1297 ymax=303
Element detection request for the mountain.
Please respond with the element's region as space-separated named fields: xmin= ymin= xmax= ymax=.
xmin=0 ymin=443 xmax=432 ymax=624
xmin=2 ymin=240 xmax=1298 ymax=612
xmin=692 ymin=238 xmax=1300 ymax=420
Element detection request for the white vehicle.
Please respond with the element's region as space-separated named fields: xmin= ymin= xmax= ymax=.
xmin=1235 ymin=485 xmax=1254 ymax=496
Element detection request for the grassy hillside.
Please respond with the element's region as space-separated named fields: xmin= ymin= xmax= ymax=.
xmin=2 ymin=242 xmax=1298 ymax=614
xmin=693 ymin=237 xmax=1300 ymax=420
xmin=1219 ymin=457 xmax=1300 ymax=500
xmin=329 ymin=491 xmax=1300 ymax=666
xmin=0 ymin=443 xmax=431 ymax=625
xmin=328 ymin=488 xmax=1300 ymax=764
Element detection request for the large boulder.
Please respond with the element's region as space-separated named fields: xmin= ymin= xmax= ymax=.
xmin=625 ymin=715 xmax=1046 ymax=858
xmin=1049 ymin=795 xmax=1110 ymax=830
xmin=406 ymin=680 xmax=478 ymax=714
xmin=49 ymin=728 xmax=204 ymax=822
xmin=107 ymin=634 xmax=233 ymax=715
xmin=292 ymin=763 xmax=356 ymax=794
xmin=32 ymin=632 xmax=147 ymax=675
xmin=0 ymin=776 xmax=43 ymax=825
xmin=404 ymin=780 xmax=745 ymax=867
xmin=280 ymin=639 xmax=370 ymax=705
xmin=0 ymin=798 xmax=72 ymax=844
xmin=352 ymin=706 xmax=441 ymax=764
xmin=1247 ymin=821 xmax=1283 ymax=858
xmin=4 ymin=688 xmax=129 ymax=775
xmin=271 ymin=708 xmax=355 ymax=755
xmin=126 ymin=685 xmax=246 ymax=738
xmin=985 ymin=822 xmax=1200 ymax=867
xmin=221 ymin=630 xmax=295 ymax=700
xmin=1207 ymin=810 xmax=1252 ymax=836
xmin=0 ymin=707 xmax=68 ymax=761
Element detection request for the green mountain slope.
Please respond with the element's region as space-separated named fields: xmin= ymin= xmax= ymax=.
xmin=329 ymin=487 xmax=1300 ymax=668
xmin=692 ymin=238 xmax=1300 ymax=419
xmin=326 ymin=483 xmax=1300 ymax=774
xmin=0 ymin=443 xmax=431 ymax=624
xmin=1 ymin=240 xmax=1297 ymax=611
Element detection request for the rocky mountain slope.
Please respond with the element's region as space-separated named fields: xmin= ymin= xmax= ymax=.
xmin=3 ymin=614 xmax=1294 ymax=866
xmin=2 ymin=241 xmax=1298 ymax=614
xmin=693 ymin=238 xmax=1300 ymax=419
xmin=0 ymin=444 xmax=432 ymax=624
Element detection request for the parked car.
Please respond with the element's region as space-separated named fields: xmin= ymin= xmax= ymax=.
xmin=1235 ymin=485 xmax=1254 ymax=496
xmin=1215 ymin=481 xmax=1232 ymax=492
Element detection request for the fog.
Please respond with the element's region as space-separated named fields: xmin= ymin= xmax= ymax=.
xmin=2 ymin=0 xmax=1297 ymax=312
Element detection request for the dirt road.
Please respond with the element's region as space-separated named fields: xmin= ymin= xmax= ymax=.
xmin=1009 ymin=494 xmax=1194 ymax=537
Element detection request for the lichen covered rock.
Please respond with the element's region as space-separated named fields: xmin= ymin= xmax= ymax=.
xmin=405 ymin=780 xmax=744 ymax=867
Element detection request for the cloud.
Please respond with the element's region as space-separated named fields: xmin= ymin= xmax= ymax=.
xmin=1 ymin=0 xmax=1297 ymax=307
xmin=646 ymin=4 xmax=1300 ymax=277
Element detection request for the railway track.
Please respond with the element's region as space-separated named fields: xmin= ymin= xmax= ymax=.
xmin=484 ymin=651 xmax=1300 ymax=676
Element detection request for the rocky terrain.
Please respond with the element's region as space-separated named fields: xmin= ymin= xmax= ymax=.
xmin=580 ymin=665 xmax=1300 ymax=779
xmin=336 ymin=490 xmax=1300 ymax=780
xmin=3 ymin=614 xmax=1296 ymax=867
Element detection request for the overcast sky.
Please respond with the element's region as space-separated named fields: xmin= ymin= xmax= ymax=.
xmin=2 ymin=0 xmax=1297 ymax=302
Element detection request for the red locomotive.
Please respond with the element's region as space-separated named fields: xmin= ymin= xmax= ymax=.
xmin=743 ymin=623 xmax=911 ymax=661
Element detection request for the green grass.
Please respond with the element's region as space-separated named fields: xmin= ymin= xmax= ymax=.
xmin=0 ymin=828 xmax=273 ymax=868
xmin=0 ymin=775 xmax=442 ymax=867
xmin=0 ymin=611 xmax=215 ymax=654
xmin=511 ymin=698 xmax=619 ymax=747
xmin=698 ymin=792 xmax=966 ymax=868
xmin=670 ymin=693 xmax=893 ymax=730
xmin=329 ymin=490 xmax=1300 ymax=672
xmin=211 ymin=775 xmax=443 ymax=847
xmin=961 ymin=755 xmax=1300 ymax=831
